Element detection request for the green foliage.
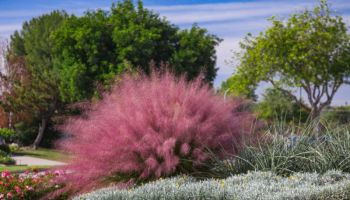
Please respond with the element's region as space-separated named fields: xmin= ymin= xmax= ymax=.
xmin=4 ymin=1 xmax=220 ymax=148
xmin=76 ymin=171 xmax=350 ymax=200
xmin=53 ymin=0 xmax=220 ymax=102
xmin=0 ymin=144 xmax=11 ymax=154
xmin=13 ymin=122 xmax=38 ymax=146
xmin=7 ymin=11 xmax=67 ymax=115
xmin=0 ymin=128 xmax=16 ymax=142
xmin=214 ymin=123 xmax=350 ymax=176
xmin=4 ymin=11 xmax=68 ymax=148
xmin=8 ymin=143 xmax=20 ymax=152
xmin=0 ymin=156 xmax=15 ymax=165
xmin=321 ymin=106 xmax=350 ymax=125
xmin=0 ymin=150 xmax=15 ymax=165
xmin=52 ymin=10 xmax=115 ymax=102
xmin=224 ymin=0 xmax=350 ymax=118
xmin=171 ymin=25 xmax=221 ymax=83
xmin=255 ymin=88 xmax=309 ymax=123
xmin=13 ymin=121 xmax=61 ymax=147
xmin=220 ymin=74 xmax=257 ymax=100
xmin=109 ymin=0 xmax=178 ymax=73
xmin=0 ymin=148 xmax=15 ymax=165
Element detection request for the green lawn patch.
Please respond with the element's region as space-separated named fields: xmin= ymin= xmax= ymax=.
xmin=0 ymin=165 xmax=51 ymax=173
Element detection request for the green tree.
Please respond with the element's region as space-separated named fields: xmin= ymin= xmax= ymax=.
xmin=3 ymin=11 xmax=67 ymax=149
xmin=220 ymin=74 xmax=257 ymax=100
xmin=223 ymin=1 xmax=350 ymax=119
xmin=255 ymin=88 xmax=309 ymax=123
xmin=110 ymin=0 xmax=179 ymax=73
xmin=52 ymin=10 xmax=115 ymax=102
xmin=53 ymin=0 xmax=220 ymax=103
xmin=172 ymin=25 xmax=221 ymax=84
xmin=2 ymin=0 xmax=221 ymax=147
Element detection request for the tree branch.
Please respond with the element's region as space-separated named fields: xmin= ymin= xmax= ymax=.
xmin=268 ymin=79 xmax=311 ymax=112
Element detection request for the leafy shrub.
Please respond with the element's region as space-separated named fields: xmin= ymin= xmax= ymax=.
xmin=213 ymin=123 xmax=350 ymax=176
xmin=0 ymin=156 xmax=15 ymax=165
xmin=321 ymin=106 xmax=350 ymax=125
xmin=58 ymin=71 xmax=255 ymax=192
xmin=0 ymin=170 xmax=63 ymax=200
xmin=0 ymin=150 xmax=15 ymax=165
xmin=13 ymin=122 xmax=38 ymax=146
xmin=8 ymin=143 xmax=20 ymax=152
xmin=255 ymin=88 xmax=309 ymax=123
xmin=0 ymin=128 xmax=16 ymax=143
xmin=75 ymin=170 xmax=350 ymax=200
xmin=0 ymin=144 xmax=10 ymax=154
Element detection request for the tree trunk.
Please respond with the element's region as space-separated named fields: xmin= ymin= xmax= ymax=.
xmin=310 ymin=107 xmax=323 ymax=138
xmin=32 ymin=117 xmax=48 ymax=149
xmin=310 ymin=108 xmax=321 ymax=121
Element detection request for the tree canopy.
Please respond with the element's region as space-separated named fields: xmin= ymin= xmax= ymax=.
xmin=1 ymin=11 xmax=67 ymax=148
xmin=1 ymin=0 xmax=221 ymax=147
xmin=53 ymin=0 xmax=221 ymax=103
xmin=223 ymin=1 xmax=350 ymax=119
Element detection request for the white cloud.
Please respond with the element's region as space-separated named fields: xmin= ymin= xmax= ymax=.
xmin=151 ymin=0 xmax=350 ymax=25
xmin=216 ymin=37 xmax=240 ymax=73
xmin=0 ymin=10 xmax=44 ymax=18
xmin=204 ymin=19 xmax=270 ymax=38
xmin=157 ymin=5 xmax=302 ymax=25
xmin=0 ymin=24 xmax=21 ymax=34
xmin=151 ymin=1 xmax=308 ymax=12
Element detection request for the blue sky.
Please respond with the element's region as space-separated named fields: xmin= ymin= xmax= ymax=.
xmin=0 ymin=0 xmax=350 ymax=105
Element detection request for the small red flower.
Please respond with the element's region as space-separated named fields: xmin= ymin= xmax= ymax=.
xmin=1 ymin=171 xmax=10 ymax=178
xmin=6 ymin=192 xmax=12 ymax=199
xmin=15 ymin=186 xmax=21 ymax=194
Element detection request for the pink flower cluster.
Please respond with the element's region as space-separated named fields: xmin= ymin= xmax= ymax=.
xmin=59 ymin=71 xmax=256 ymax=192
xmin=0 ymin=169 xmax=62 ymax=199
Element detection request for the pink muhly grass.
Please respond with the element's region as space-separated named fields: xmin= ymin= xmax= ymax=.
xmin=57 ymin=71 xmax=256 ymax=192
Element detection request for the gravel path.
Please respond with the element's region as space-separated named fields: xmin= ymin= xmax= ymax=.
xmin=12 ymin=156 xmax=66 ymax=166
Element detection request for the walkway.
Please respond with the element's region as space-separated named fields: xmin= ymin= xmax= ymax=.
xmin=12 ymin=156 xmax=66 ymax=166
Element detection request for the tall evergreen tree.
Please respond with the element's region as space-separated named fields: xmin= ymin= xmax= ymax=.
xmin=3 ymin=11 xmax=67 ymax=149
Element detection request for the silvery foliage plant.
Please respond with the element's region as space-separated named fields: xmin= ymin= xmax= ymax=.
xmin=75 ymin=170 xmax=350 ymax=200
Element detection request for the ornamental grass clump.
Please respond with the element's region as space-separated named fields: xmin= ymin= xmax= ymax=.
xmin=58 ymin=71 xmax=255 ymax=192
xmin=213 ymin=122 xmax=350 ymax=176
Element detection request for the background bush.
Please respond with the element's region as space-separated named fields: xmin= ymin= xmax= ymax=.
xmin=0 ymin=144 xmax=11 ymax=154
xmin=321 ymin=106 xmax=350 ymax=125
xmin=58 ymin=71 xmax=256 ymax=193
xmin=13 ymin=121 xmax=62 ymax=147
xmin=254 ymin=88 xmax=309 ymax=123
xmin=75 ymin=170 xmax=350 ymax=200
xmin=0 ymin=128 xmax=16 ymax=143
xmin=0 ymin=150 xmax=15 ymax=165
